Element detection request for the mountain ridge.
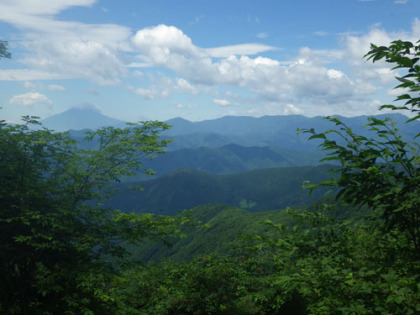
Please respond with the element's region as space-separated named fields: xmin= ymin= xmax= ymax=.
xmin=41 ymin=107 xmax=125 ymax=131
xmin=105 ymin=165 xmax=335 ymax=215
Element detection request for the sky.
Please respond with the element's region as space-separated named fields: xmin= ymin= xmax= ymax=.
xmin=0 ymin=0 xmax=420 ymax=123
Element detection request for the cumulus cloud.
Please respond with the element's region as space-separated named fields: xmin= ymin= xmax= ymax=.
xmin=213 ymin=99 xmax=231 ymax=106
xmin=128 ymin=23 xmax=393 ymax=116
xmin=133 ymin=75 xmax=199 ymax=100
xmin=10 ymin=92 xmax=52 ymax=107
xmin=0 ymin=0 xmax=130 ymax=84
xmin=132 ymin=24 xmax=198 ymax=57
xmin=2 ymin=1 xmax=419 ymax=118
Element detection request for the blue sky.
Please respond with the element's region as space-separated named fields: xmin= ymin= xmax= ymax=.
xmin=1 ymin=0 xmax=420 ymax=123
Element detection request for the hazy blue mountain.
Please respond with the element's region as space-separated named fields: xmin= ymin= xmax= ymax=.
xmin=164 ymin=113 xmax=420 ymax=152
xmin=105 ymin=165 xmax=335 ymax=215
xmin=46 ymin=111 xmax=419 ymax=153
xmin=165 ymin=115 xmax=312 ymax=136
xmin=132 ymin=144 xmax=324 ymax=180
xmin=169 ymin=113 xmax=419 ymax=137
xmin=42 ymin=107 xmax=125 ymax=131
xmin=165 ymin=117 xmax=206 ymax=135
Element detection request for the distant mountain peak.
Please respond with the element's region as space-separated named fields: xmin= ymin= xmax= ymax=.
xmin=166 ymin=117 xmax=192 ymax=124
xmin=41 ymin=107 xmax=125 ymax=131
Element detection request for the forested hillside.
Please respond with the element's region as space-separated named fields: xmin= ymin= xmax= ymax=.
xmin=138 ymin=144 xmax=323 ymax=178
xmin=129 ymin=199 xmax=363 ymax=263
xmin=105 ymin=165 xmax=334 ymax=214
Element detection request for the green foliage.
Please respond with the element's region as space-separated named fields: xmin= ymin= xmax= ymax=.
xmin=114 ymin=255 xmax=267 ymax=314
xmin=304 ymin=116 xmax=420 ymax=251
xmin=129 ymin=204 xmax=291 ymax=263
xmin=0 ymin=40 xmax=11 ymax=59
xmin=0 ymin=117 xmax=190 ymax=314
xmin=129 ymin=198 xmax=359 ymax=263
xmin=365 ymin=40 xmax=420 ymax=121
xmin=245 ymin=206 xmax=420 ymax=314
xmin=301 ymin=40 xmax=420 ymax=255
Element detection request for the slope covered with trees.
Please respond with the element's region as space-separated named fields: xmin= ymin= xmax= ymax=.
xmin=105 ymin=165 xmax=334 ymax=214
xmin=0 ymin=114 xmax=191 ymax=313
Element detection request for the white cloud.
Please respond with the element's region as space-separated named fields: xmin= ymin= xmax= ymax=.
xmin=22 ymin=38 xmax=128 ymax=85
xmin=0 ymin=0 xmax=130 ymax=84
xmin=0 ymin=0 xmax=95 ymax=18
xmin=205 ymin=43 xmax=276 ymax=58
xmin=48 ymin=84 xmax=66 ymax=91
xmin=133 ymin=76 xmax=199 ymax=100
xmin=23 ymin=81 xmax=65 ymax=91
xmin=394 ymin=0 xmax=408 ymax=4
xmin=10 ymin=92 xmax=52 ymax=107
xmin=0 ymin=69 xmax=73 ymax=81
xmin=213 ymin=99 xmax=231 ymax=106
xmin=1 ymin=1 xmax=419 ymax=118
xmin=176 ymin=78 xmax=198 ymax=94
xmin=128 ymin=23 xmax=402 ymax=116
xmin=285 ymin=104 xmax=302 ymax=114
xmin=314 ymin=31 xmax=327 ymax=36
xmin=256 ymin=32 xmax=268 ymax=39
xmin=132 ymin=24 xmax=198 ymax=57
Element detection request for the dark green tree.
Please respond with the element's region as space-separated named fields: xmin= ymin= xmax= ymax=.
xmin=0 ymin=117 xmax=190 ymax=314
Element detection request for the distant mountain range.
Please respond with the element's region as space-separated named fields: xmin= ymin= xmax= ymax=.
xmin=163 ymin=113 xmax=420 ymax=152
xmin=47 ymin=107 xmax=420 ymax=179
xmin=130 ymin=143 xmax=323 ymax=180
xmin=51 ymin=107 xmax=420 ymax=152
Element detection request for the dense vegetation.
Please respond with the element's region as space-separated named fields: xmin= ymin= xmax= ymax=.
xmin=0 ymin=115 xmax=192 ymax=313
xmin=1 ymin=40 xmax=420 ymax=314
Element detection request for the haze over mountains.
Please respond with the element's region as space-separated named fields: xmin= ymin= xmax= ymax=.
xmin=43 ymin=107 xmax=420 ymax=176
xmin=43 ymin=107 xmax=419 ymax=151
xmin=42 ymin=107 xmax=420 ymax=216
